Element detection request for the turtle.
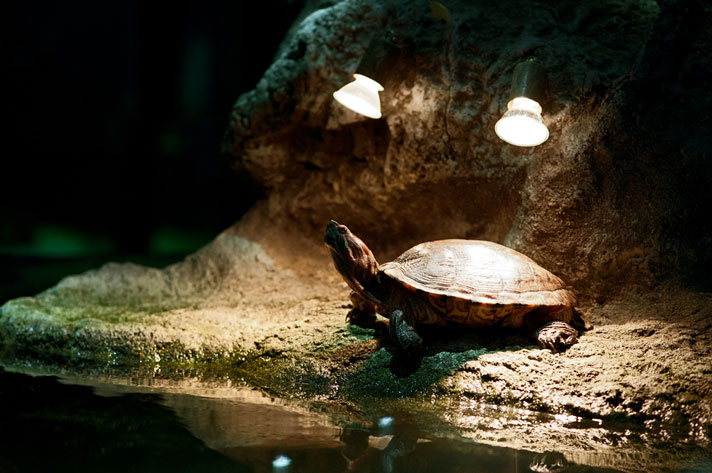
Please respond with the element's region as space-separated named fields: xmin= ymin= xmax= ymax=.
xmin=324 ymin=220 xmax=591 ymax=353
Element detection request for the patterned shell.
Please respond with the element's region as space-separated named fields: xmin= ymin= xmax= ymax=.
xmin=380 ymin=240 xmax=577 ymax=309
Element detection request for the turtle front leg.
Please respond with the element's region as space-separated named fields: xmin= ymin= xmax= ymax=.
xmin=389 ymin=310 xmax=423 ymax=353
xmin=535 ymin=321 xmax=578 ymax=352
xmin=346 ymin=292 xmax=378 ymax=326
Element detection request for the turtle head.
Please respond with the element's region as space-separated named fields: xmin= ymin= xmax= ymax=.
xmin=325 ymin=220 xmax=379 ymax=296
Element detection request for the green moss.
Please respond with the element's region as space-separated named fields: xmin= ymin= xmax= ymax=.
xmin=2 ymin=292 xmax=189 ymax=326
xmin=347 ymin=325 xmax=377 ymax=340
xmin=232 ymin=354 xmax=333 ymax=399
xmin=346 ymin=348 xmax=487 ymax=399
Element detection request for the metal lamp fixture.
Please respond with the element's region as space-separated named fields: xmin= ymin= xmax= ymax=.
xmin=333 ymin=37 xmax=401 ymax=119
xmin=495 ymin=58 xmax=550 ymax=147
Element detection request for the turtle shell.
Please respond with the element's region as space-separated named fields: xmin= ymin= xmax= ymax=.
xmin=379 ymin=240 xmax=577 ymax=327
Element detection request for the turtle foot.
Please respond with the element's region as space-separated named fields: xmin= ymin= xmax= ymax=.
xmin=346 ymin=307 xmax=378 ymax=327
xmin=346 ymin=292 xmax=378 ymax=327
xmin=390 ymin=310 xmax=423 ymax=353
xmin=536 ymin=321 xmax=578 ymax=352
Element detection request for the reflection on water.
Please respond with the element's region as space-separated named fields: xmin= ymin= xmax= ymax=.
xmin=0 ymin=368 xmax=240 ymax=473
xmin=0 ymin=367 xmax=709 ymax=473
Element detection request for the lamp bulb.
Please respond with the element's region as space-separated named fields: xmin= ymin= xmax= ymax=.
xmin=333 ymin=74 xmax=384 ymax=119
xmin=494 ymin=97 xmax=549 ymax=147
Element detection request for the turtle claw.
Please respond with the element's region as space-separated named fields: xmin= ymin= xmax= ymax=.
xmin=346 ymin=307 xmax=378 ymax=326
xmin=536 ymin=321 xmax=578 ymax=352
xmin=347 ymin=292 xmax=378 ymax=327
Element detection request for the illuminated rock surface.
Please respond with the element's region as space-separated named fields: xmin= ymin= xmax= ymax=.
xmin=1 ymin=0 xmax=711 ymax=470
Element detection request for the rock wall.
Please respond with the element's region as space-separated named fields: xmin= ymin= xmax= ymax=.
xmin=223 ymin=0 xmax=711 ymax=299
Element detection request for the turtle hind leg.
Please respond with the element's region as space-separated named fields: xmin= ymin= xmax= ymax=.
xmin=525 ymin=308 xmax=583 ymax=352
xmin=535 ymin=321 xmax=579 ymax=352
xmin=389 ymin=310 xmax=423 ymax=353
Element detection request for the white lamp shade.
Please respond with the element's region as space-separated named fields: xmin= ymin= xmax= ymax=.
xmin=333 ymin=74 xmax=384 ymax=119
xmin=494 ymin=97 xmax=549 ymax=147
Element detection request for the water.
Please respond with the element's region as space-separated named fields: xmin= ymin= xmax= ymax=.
xmin=1 ymin=367 xmax=710 ymax=473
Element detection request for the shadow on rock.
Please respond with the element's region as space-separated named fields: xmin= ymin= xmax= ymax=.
xmin=348 ymin=317 xmax=535 ymax=378
xmin=388 ymin=350 xmax=424 ymax=377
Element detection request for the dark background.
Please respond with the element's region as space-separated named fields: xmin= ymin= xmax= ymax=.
xmin=2 ymin=1 xmax=303 ymax=301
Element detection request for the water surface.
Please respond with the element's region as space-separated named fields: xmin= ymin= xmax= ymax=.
xmin=0 ymin=367 xmax=709 ymax=473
